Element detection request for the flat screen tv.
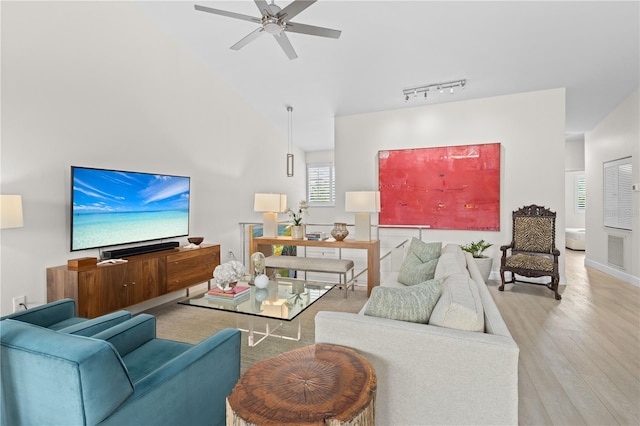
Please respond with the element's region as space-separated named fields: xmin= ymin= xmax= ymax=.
xmin=71 ymin=166 xmax=190 ymax=251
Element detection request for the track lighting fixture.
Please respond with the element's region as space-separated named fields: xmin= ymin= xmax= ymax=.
xmin=402 ymin=79 xmax=466 ymax=102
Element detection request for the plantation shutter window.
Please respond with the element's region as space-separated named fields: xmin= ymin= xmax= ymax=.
xmin=307 ymin=163 xmax=335 ymax=206
xmin=603 ymin=157 xmax=632 ymax=230
xmin=575 ymin=175 xmax=586 ymax=213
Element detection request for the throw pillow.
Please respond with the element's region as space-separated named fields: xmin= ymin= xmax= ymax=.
xmin=364 ymin=278 xmax=443 ymax=324
xmin=397 ymin=238 xmax=442 ymax=285
xmin=429 ymin=273 xmax=485 ymax=332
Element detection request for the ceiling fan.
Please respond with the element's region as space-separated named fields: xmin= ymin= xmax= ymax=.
xmin=194 ymin=0 xmax=341 ymax=60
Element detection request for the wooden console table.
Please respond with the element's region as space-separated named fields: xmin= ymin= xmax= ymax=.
xmin=226 ymin=344 xmax=376 ymax=425
xmin=250 ymin=237 xmax=380 ymax=296
xmin=47 ymin=244 xmax=220 ymax=318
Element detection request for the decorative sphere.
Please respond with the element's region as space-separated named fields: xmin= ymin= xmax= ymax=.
xmin=255 ymin=288 xmax=269 ymax=302
xmin=254 ymin=274 xmax=269 ymax=289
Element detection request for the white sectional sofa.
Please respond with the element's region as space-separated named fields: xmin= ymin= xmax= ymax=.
xmin=315 ymin=243 xmax=519 ymax=425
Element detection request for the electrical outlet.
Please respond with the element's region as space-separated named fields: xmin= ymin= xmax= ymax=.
xmin=227 ymin=250 xmax=234 ymax=260
xmin=12 ymin=296 xmax=26 ymax=313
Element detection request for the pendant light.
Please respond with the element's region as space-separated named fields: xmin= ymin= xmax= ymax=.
xmin=287 ymin=106 xmax=294 ymax=177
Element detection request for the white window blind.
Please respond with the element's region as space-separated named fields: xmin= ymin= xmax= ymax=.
xmin=575 ymin=174 xmax=586 ymax=213
xmin=307 ymin=163 xmax=335 ymax=206
xmin=603 ymin=157 xmax=632 ymax=230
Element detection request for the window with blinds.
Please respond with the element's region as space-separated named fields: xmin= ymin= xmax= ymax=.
xmin=603 ymin=157 xmax=632 ymax=230
xmin=307 ymin=163 xmax=335 ymax=206
xmin=575 ymin=174 xmax=586 ymax=213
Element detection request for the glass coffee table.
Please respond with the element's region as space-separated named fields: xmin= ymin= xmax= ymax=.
xmin=179 ymin=278 xmax=334 ymax=346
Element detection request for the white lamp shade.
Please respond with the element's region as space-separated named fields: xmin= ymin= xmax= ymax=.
xmin=254 ymin=193 xmax=287 ymax=213
xmin=345 ymin=191 xmax=380 ymax=213
xmin=0 ymin=195 xmax=24 ymax=229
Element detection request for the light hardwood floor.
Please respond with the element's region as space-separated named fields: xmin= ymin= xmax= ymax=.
xmin=488 ymin=249 xmax=640 ymax=425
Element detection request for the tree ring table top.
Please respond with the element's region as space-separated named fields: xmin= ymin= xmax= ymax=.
xmin=226 ymin=344 xmax=377 ymax=425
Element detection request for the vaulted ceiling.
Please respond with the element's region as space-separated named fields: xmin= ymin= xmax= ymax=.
xmin=136 ymin=1 xmax=639 ymax=151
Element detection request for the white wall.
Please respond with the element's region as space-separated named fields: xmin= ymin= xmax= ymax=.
xmin=0 ymin=2 xmax=305 ymax=314
xmin=565 ymin=138 xmax=586 ymax=171
xmin=585 ymin=89 xmax=639 ymax=286
xmin=335 ymin=89 xmax=567 ymax=282
xmin=564 ymin=138 xmax=586 ymax=229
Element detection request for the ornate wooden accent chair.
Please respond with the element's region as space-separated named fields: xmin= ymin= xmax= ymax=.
xmin=499 ymin=204 xmax=561 ymax=300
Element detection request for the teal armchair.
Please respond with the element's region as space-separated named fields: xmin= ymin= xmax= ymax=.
xmin=0 ymin=298 xmax=131 ymax=336
xmin=1 ymin=315 xmax=241 ymax=425
xmin=0 ymin=298 xmax=86 ymax=330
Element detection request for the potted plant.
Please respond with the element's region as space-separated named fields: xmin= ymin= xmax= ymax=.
xmin=461 ymin=240 xmax=493 ymax=283
xmin=287 ymin=200 xmax=308 ymax=239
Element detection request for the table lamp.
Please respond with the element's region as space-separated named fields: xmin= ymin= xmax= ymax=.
xmin=345 ymin=191 xmax=380 ymax=241
xmin=0 ymin=195 xmax=24 ymax=229
xmin=254 ymin=193 xmax=287 ymax=237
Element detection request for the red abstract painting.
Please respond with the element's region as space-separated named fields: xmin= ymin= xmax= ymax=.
xmin=378 ymin=143 xmax=500 ymax=230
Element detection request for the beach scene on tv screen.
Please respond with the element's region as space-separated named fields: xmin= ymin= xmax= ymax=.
xmin=72 ymin=168 xmax=189 ymax=250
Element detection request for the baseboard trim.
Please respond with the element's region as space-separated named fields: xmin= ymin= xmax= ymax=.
xmin=584 ymin=258 xmax=640 ymax=288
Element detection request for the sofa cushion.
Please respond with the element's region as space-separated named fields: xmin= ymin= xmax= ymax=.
xmin=442 ymin=244 xmax=467 ymax=267
xmin=429 ymin=273 xmax=485 ymax=332
xmin=397 ymin=238 xmax=441 ymax=286
xmin=434 ymin=252 xmax=467 ymax=279
xmin=364 ymin=278 xmax=443 ymax=323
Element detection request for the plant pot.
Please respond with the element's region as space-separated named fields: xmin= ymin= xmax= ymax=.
xmin=291 ymin=225 xmax=305 ymax=239
xmin=473 ymin=257 xmax=493 ymax=283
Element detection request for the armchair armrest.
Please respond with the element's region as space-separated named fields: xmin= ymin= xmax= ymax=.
xmin=99 ymin=328 xmax=242 ymax=426
xmin=499 ymin=243 xmax=513 ymax=252
xmin=57 ymin=310 xmax=132 ymax=336
xmin=0 ymin=298 xmax=78 ymax=327
xmin=92 ymin=314 xmax=156 ymax=357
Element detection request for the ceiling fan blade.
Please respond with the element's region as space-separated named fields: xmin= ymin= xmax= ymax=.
xmin=253 ymin=0 xmax=273 ymax=17
xmin=274 ymin=32 xmax=298 ymax=60
xmin=230 ymin=27 xmax=265 ymax=50
xmin=279 ymin=0 xmax=317 ymax=22
xmin=194 ymin=5 xmax=261 ymax=24
xmin=285 ymin=22 xmax=341 ymax=39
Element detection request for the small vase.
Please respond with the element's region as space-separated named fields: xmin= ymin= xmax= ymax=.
xmin=331 ymin=222 xmax=349 ymax=241
xmin=291 ymin=224 xmax=305 ymax=239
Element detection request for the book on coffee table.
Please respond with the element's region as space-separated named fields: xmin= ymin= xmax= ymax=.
xmin=205 ymin=291 xmax=250 ymax=305
xmin=205 ymin=285 xmax=250 ymax=299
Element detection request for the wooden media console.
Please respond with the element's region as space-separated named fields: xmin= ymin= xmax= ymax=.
xmin=47 ymin=244 xmax=220 ymax=318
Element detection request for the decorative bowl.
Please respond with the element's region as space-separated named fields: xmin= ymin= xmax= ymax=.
xmin=187 ymin=237 xmax=204 ymax=245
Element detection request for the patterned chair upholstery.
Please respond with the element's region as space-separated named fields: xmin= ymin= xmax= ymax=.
xmin=499 ymin=204 xmax=561 ymax=300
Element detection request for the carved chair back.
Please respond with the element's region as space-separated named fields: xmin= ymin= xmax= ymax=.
xmin=511 ymin=205 xmax=556 ymax=254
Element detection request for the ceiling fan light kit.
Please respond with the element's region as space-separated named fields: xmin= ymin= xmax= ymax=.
xmin=195 ymin=0 xmax=342 ymax=60
xmin=403 ymin=79 xmax=467 ymax=102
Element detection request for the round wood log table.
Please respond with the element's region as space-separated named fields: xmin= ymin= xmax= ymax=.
xmin=226 ymin=344 xmax=376 ymax=426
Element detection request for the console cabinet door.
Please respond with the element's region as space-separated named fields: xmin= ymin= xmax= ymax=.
xmin=78 ymin=264 xmax=128 ymax=318
xmin=125 ymin=258 xmax=162 ymax=306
